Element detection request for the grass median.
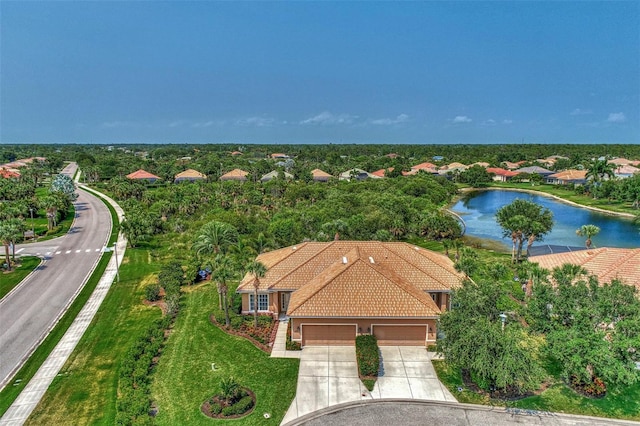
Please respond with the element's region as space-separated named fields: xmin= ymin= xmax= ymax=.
xmin=0 ymin=257 xmax=41 ymax=300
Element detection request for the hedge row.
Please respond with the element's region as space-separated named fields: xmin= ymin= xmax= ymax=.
xmin=116 ymin=315 xmax=172 ymax=425
xmin=355 ymin=335 xmax=380 ymax=377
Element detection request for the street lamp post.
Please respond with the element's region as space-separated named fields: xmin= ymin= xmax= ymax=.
xmin=499 ymin=313 xmax=507 ymax=331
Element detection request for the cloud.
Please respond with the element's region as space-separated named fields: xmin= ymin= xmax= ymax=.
xmin=607 ymin=112 xmax=626 ymax=123
xmin=570 ymin=108 xmax=593 ymax=116
xmin=301 ymin=111 xmax=357 ymax=125
xmin=192 ymin=120 xmax=225 ymax=128
xmin=370 ymin=114 xmax=410 ymax=125
xmin=235 ymin=116 xmax=276 ymax=127
xmin=502 ymin=119 xmax=513 ymax=124
xmin=481 ymin=119 xmax=496 ymax=126
xmin=451 ymin=115 xmax=472 ymax=124
xmin=101 ymin=121 xmax=136 ymax=128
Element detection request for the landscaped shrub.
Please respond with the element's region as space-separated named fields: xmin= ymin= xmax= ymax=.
xmin=209 ymin=402 xmax=222 ymax=415
xmin=286 ymin=321 xmax=301 ymax=351
xmin=356 ymin=335 xmax=380 ymax=378
xmin=145 ymin=284 xmax=161 ymax=302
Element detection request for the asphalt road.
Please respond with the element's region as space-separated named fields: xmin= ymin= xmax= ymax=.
xmin=0 ymin=165 xmax=112 ymax=389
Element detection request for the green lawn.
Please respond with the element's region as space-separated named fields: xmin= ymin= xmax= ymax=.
xmin=0 ymin=256 xmax=41 ymax=300
xmin=152 ymin=282 xmax=299 ymax=425
xmin=26 ymin=248 xmax=162 ymax=425
xmin=433 ymin=360 xmax=640 ymax=421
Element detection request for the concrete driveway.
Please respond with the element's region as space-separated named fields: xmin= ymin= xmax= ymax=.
xmin=281 ymin=345 xmax=457 ymax=425
xmin=370 ymin=346 xmax=457 ymax=402
xmin=281 ymin=346 xmax=368 ymax=424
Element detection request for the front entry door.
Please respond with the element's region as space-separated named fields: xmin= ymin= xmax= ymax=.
xmin=281 ymin=292 xmax=291 ymax=313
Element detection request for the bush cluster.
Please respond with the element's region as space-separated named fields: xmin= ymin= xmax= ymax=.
xmin=355 ymin=335 xmax=380 ymax=377
xmin=116 ymin=316 xmax=172 ymax=425
xmin=159 ymin=262 xmax=183 ymax=316
xmin=213 ymin=310 xmax=274 ymax=344
xmin=286 ymin=321 xmax=301 ymax=351
xmin=144 ymin=283 xmax=161 ymax=302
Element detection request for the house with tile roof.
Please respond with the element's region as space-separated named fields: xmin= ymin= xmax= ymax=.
xmin=502 ymin=161 xmax=526 ymax=170
xmin=236 ymin=241 xmax=464 ymax=346
xmin=410 ymin=162 xmax=439 ymax=174
xmin=339 ymin=168 xmax=372 ymax=181
xmin=174 ymin=169 xmax=207 ymax=183
xmin=514 ymin=165 xmax=554 ymax=177
xmin=220 ymin=168 xmax=249 ymax=182
xmin=126 ymin=169 xmax=161 ymax=182
xmin=370 ymin=168 xmax=392 ymax=178
xmin=486 ymin=167 xmax=520 ymax=182
xmin=0 ymin=167 xmax=21 ymax=179
xmin=530 ymin=247 xmax=640 ymax=292
xmin=546 ymin=169 xmax=587 ymax=185
xmin=608 ymin=157 xmax=640 ymax=167
xmin=614 ymin=165 xmax=640 ymax=179
xmin=310 ymin=169 xmax=332 ymax=182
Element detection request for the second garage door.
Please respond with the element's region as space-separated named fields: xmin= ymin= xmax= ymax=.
xmin=302 ymin=324 xmax=356 ymax=345
xmin=373 ymin=325 xmax=427 ymax=346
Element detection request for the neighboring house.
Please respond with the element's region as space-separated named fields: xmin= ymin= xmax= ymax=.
xmin=0 ymin=167 xmax=21 ymax=179
xmin=441 ymin=162 xmax=468 ymax=172
xmin=385 ymin=153 xmax=399 ymax=159
xmin=126 ymin=169 xmax=161 ymax=183
xmin=469 ymin=162 xmax=490 ymax=168
xmin=432 ymin=155 xmax=444 ymax=161
xmin=220 ymin=169 xmax=249 ymax=182
xmin=174 ymin=169 xmax=207 ymax=183
xmin=370 ymin=168 xmax=392 ymax=178
xmin=608 ymin=157 xmax=640 ymax=167
xmin=236 ymin=241 xmax=464 ymax=346
xmin=546 ymin=169 xmax=587 ymax=185
xmin=271 ymin=153 xmax=290 ymax=159
xmin=514 ymin=166 xmax=554 ymax=178
xmin=531 ymin=247 xmax=640 ymax=292
xmin=410 ymin=162 xmax=439 ymax=174
xmin=339 ymin=168 xmax=371 ymax=181
xmin=614 ymin=165 xmax=640 ymax=179
xmin=502 ymin=161 xmax=526 ymax=170
xmin=230 ymin=151 xmax=243 ymax=156
xmin=260 ymin=170 xmax=293 ymax=182
xmin=311 ymin=169 xmax=332 ymax=182
xmin=486 ymin=167 xmax=519 ymax=182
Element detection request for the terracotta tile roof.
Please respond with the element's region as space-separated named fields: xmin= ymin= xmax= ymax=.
xmin=411 ymin=162 xmax=437 ymax=171
xmin=442 ymin=162 xmax=468 ymax=170
xmin=311 ymin=169 xmax=332 ymax=179
xmin=0 ymin=167 xmax=21 ymax=178
xmin=502 ymin=161 xmax=526 ymax=170
xmin=608 ymin=158 xmax=634 ymax=166
xmin=486 ymin=167 xmax=519 ymax=177
xmin=126 ymin=169 xmax=160 ymax=180
xmin=237 ymin=241 xmax=463 ymax=295
xmin=514 ymin=166 xmax=554 ymax=175
xmin=548 ymin=169 xmax=587 ymax=181
xmin=371 ymin=168 xmax=392 ymax=178
xmin=174 ymin=169 xmax=206 ymax=180
xmin=470 ymin=162 xmax=490 ymax=168
xmin=615 ymin=165 xmax=640 ymax=175
xmin=385 ymin=153 xmax=399 ymax=158
xmin=220 ymin=168 xmax=249 ymax=181
xmin=287 ymin=248 xmax=441 ymax=317
xmin=260 ymin=170 xmax=294 ymax=181
xmin=230 ymin=151 xmax=243 ymax=155
xmin=531 ymin=248 xmax=640 ymax=290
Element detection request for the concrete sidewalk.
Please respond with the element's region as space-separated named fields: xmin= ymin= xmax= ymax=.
xmin=0 ymin=186 xmax=125 ymax=426
xmin=270 ymin=320 xmax=302 ymax=359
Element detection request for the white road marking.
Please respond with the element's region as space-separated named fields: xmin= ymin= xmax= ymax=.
xmin=95 ymin=249 xmax=100 ymax=252
xmin=85 ymin=249 xmax=91 ymax=253
xmin=56 ymin=251 xmax=61 ymax=255
xmin=75 ymin=250 xmax=81 ymax=253
xmin=46 ymin=252 xmax=52 ymax=255
xmin=36 ymin=253 xmax=41 ymax=255
xmin=66 ymin=250 xmax=71 ymax=254
xmin=16 ymin=248 xmax=24 ymax=254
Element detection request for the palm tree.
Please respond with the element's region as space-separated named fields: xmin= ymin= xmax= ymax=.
xmin=552 ymin=263 xmax=588 ymax=287
xmin=212 ymin=255 xmax=235 ymax=327
xmin=193 ymin=221 xmax=238 ymax=256
xmin=0 ymin=221 xmax=15 ymax=271
xmin=193 ymin=221 xmax=238 ymax=308
xmin=246 ymin=260 xmax=267 ymax=327
xmin=586 ymin=159 xmax=615 ymax=199
xmin=576 ymin=224 xmax=600 ymax=248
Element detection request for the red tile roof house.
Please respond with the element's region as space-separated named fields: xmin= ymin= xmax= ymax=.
xmin=126 ymin=169 xmax=161 ymax=183
xmin=410 ymin=162 xmax=439 ymax=174
xmin=546 ymin=169 xmax=587 ymax=185
xmin=220 ymin=168 xmax=249 ymax=182
xmin=0 ymin=167 xmax=21 ymax=179
xmin=486 ymin=167 xmax=520 ymax=182
xmin=531 ymin=248 xmax=640 ymax=292
xmin=310 ymin=169 xmax=332 ymax=182
xmin=236 ymin=241 xmax=464 ymax=346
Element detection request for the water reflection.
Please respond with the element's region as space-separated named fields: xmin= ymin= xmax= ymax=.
xmin=450 ymin=190 xmax=640 ymax=249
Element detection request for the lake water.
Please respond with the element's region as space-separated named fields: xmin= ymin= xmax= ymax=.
xmin=450 ymin=190 xmax=640 ymax=250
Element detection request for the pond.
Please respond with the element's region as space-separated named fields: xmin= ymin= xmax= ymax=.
xmin=450 ymin=189 xmax=640 ymax=250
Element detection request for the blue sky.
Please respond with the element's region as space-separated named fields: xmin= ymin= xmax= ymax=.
xmin=1 ymin=1 xmax=638 ymax=144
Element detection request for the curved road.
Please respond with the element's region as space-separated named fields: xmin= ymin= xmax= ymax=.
xmin=0 ymin=164 xmax=112 ymax=389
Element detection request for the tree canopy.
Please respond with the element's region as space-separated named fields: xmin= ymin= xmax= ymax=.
xmin=495 ymin=199 xmax=553 ymax=262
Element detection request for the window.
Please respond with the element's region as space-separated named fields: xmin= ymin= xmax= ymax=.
xmin=249 ymin=294 xmax=269 ymax=312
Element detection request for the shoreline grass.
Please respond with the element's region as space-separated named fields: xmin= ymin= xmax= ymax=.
xmin=0 ymin=256 xmax=41 ymax=300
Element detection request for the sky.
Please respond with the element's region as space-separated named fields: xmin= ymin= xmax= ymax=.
xmin=1 ymin=1 xmax=638 ymax=145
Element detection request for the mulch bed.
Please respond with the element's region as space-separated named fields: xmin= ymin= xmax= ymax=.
xmin=209 ymin=314 xmax=273 ymax=353
xmin=201 ymin=388 xmax=256 ymax=419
